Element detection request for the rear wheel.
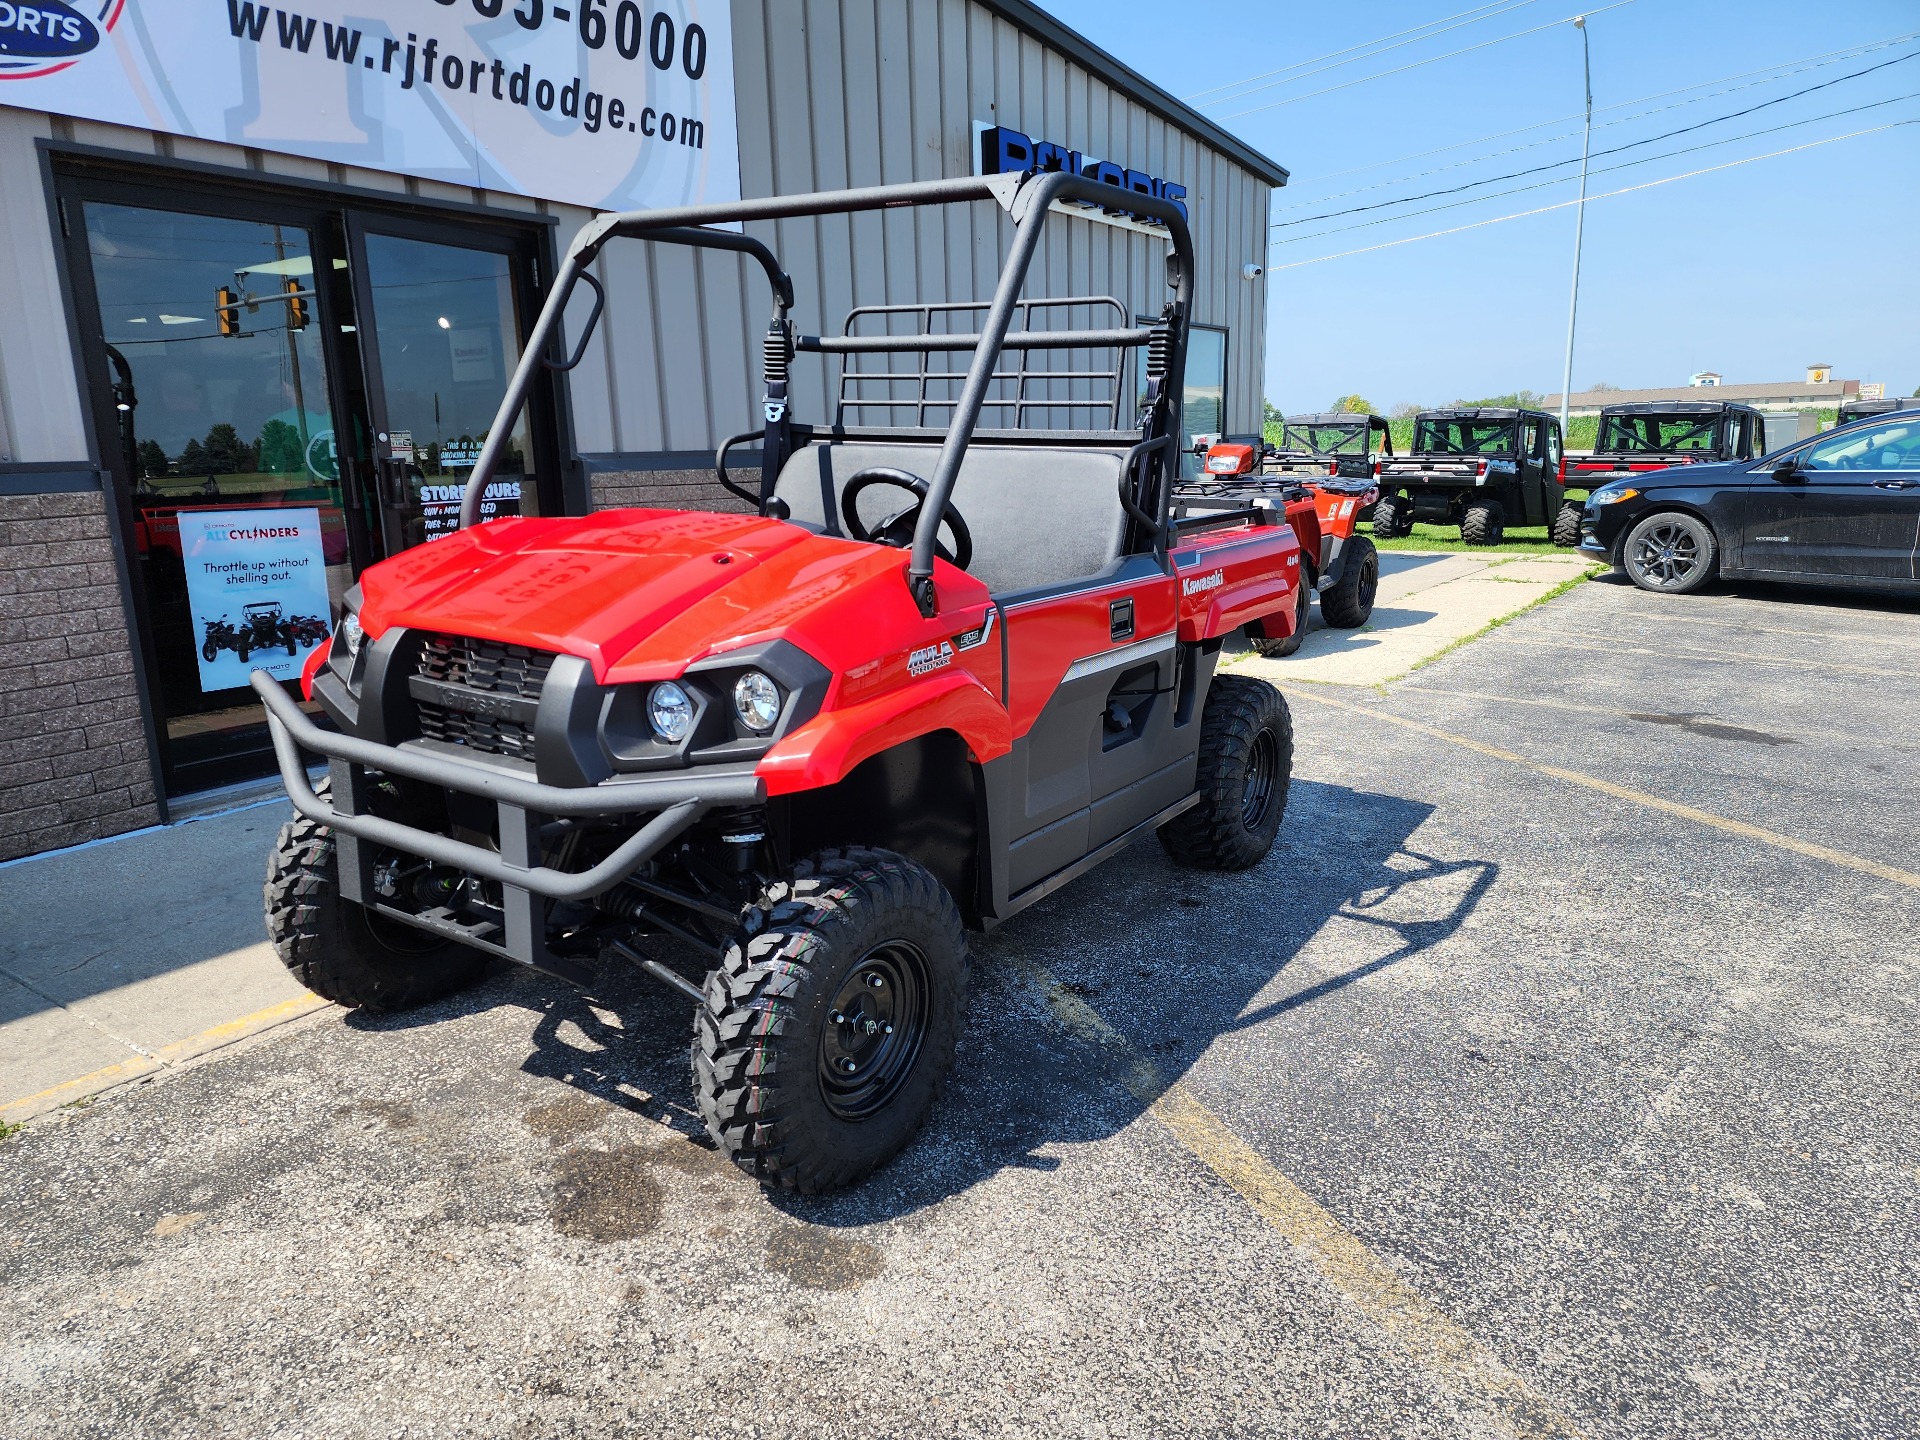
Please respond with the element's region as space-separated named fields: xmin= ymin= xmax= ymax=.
xmin=1461 ymin=500 xmax=1505 ymax=546
xmin=1551 ymin=503 xmax=1583 ymax=548
xmin=264 ymin=783 xmax=488 ymax=1011
xmin=1317 ymin=537 xmax=1378 ymax=628
xmin=1250 ymin=582 xmax=1310 ymax=657
xmin=696 ymin=848 xmax=968 ymax=1193
xmin=1372 ymin=495 xmax=1413 ymax=539
xmin=1622 ymin=511 xmax=1717 ymax=594
xmin=1158 ymin=675 xmax=1293 ymax=871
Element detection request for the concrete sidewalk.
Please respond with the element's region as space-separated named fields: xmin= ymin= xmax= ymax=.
xmin=0 ymin=797 xmax=326 ymax=1124
xmin=1242 ymin=549 xmax=1600 ymax=686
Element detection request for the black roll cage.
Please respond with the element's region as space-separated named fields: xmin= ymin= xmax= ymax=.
xmin=457 ymin=171 xmax=1195 ymax=617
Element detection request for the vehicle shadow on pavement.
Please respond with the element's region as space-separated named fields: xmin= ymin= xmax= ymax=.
xmin=337 ymin=777 xmax=1495 ymax=1226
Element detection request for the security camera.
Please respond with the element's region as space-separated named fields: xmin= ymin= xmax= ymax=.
xmin=1243 ymin=262 xmax=1265 ymax=280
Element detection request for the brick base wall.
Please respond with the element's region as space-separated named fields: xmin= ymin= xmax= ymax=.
xmin=590 ymin=466 xmax=756 ymax=515
xmin=0 ymin=490 xmax=159 ymax=862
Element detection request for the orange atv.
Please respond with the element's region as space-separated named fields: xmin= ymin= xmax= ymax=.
xmin=1174 ymin=440 xmax=1379 ymax=657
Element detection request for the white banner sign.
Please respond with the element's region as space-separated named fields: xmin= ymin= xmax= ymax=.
xmin=0 ymin=0 xmax=739 ymax=214
xmin=180 ymin=506 xmax=332 ymax=691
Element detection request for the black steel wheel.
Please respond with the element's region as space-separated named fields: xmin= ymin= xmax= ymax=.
xmin=1317 ymin=536 xmax=1378 ymax=628
xmin=264 ymin=781 xmax=489 ymax=1011
xmin=1250 ymin=581 xmax=1310 ymax=657
xmin=1158 ymin=675 xmax=1294 ymax=871
xmin=1622 ymin=511 xmax=1717 ymax=594
xmin=697 ymin=848 xmax=968 ymax=1193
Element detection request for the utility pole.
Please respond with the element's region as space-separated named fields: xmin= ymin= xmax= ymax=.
xmin=1558 ymin=15 xmax=1592 ymax=442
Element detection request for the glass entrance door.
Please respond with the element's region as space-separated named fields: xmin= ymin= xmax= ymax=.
xmin=350 ymin=227 xmax=542 ymax=549
xmin=80 ymin=201 xmax=352 ymax=794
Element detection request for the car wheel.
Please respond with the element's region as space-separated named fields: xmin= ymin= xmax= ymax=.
xmin=1551 ymin=504 xmax=1583 ymax=548
xmin=697 ymin=848 xmax=968 ymax=1194
xmin=1622 ymin=511 xmax=1717 ymax=594
xmin=1158 ymin=675 xmax=1294 ymax=871
xmin=1317 ymin=537 xmax=1378 ymax=628
xmin=1461 ymin=500 xmax=1504 ymax=546
xmin=1250 ymin=581 xmax=1310 ymax=657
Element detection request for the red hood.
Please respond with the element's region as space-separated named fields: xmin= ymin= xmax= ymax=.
xmin=355 ymin=510 xmax=988 ymax=684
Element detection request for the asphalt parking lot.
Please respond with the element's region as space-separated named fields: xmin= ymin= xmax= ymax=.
xmin=4 ymin=571 xmax=1918 ymax=1440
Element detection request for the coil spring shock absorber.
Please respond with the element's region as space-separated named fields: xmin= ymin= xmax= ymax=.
xmin=713 ymin=805 xmax=771 ymax=876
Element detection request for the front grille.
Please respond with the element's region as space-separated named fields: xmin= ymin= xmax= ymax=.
xmin=413 ymin=633 xmax=556 ymax=761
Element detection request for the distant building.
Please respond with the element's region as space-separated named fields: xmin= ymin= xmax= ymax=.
xmin=1547 ymin=372 xmax=1860 ymax=419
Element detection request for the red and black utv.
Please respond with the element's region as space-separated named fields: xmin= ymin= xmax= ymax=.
xmin=1558 ymin=400 xmax=1765 ymax=546
xmin=1177 ymin=440 xmax=1380 ymax=655
xmin=253 ymin=173 xmax=1309 ymax=1193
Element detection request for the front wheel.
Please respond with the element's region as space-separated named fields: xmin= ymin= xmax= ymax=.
xmin=696 ymin=849 xmax=968 ymax=1193
xmin=1622 ymin=511 xmax=1717 ymax=594
xmin=202 ymin=639 xmax=218 ymax=662
xmin=1158 ymin=675 xmax=1293 ymax=871
xmin=1318 ymin=536 xmax=1378 ymax=628
xmin=264 ymin=786 xmax=489 ymax=1011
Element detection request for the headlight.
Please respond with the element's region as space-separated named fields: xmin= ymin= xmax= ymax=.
xmin=732 ymin=671 xmax=781 ymax=732
xmin=339 ymin=611 xmax=364 ymax=659
xmin=1590 ymin=486 xmax=1640 ymax=505
xmin=648 ymin=681 xmax=693 ymax=742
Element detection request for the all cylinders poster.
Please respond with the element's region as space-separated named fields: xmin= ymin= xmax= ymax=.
xmin=181 ymin=507 xmax=332 ymax=692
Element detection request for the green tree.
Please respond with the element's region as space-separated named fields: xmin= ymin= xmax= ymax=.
xmin=1331 ymin=394 xmax=1377 ymax=415
xmin=199 ymin=422 xmax=253 ymax=475
xmin=179 ymin=437 xmax=207 ymax=474
xmin=256 ymin=418 xmax=304 ymax=474
xmin=1453 ymin=389 xmax=1544 ymax=409
xmin=135 ymin=439 xmax=168 ymax=477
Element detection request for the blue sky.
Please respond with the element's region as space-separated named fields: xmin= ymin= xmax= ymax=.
xmin=1044 ymin=0 xmax=1920 ymax=414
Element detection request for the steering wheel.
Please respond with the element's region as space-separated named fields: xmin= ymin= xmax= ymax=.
xmin=840 ymin=466 xmax=974 ymax=571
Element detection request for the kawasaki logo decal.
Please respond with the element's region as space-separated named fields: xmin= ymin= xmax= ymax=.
xmin=1182 ymin=569 xmax=1224 ymax=597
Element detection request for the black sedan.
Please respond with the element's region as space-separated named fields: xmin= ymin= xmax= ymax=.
xmin=1580 ymin=410 xmax=1920 ymax=595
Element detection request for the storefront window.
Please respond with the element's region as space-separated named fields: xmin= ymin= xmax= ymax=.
xmin=85 ymin=203 xmax=348 ymax=791
xmin=359 ymin=233 xmax=534 ymax=546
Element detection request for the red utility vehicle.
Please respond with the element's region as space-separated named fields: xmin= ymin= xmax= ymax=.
xmin=1176 ymin=440 xmax=1380 ymax=655
xmin=253 ymin=174 xmax=1306 ymax=1192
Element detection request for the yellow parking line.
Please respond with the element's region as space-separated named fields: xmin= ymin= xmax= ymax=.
xmin=1030 ymin=968 xmax=1584 ymax=1440
xmin=1 ymin=993 xmax=330 ymax=1125
xmin=1289 ymin=689 xmax=1920 ymax=892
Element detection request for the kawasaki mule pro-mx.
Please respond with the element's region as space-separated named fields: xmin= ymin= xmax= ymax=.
xmin=253 ymin=172 xmax=1308 ymax=1192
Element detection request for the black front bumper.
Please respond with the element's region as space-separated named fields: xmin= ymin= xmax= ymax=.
xmin=254 ymin=675 xmax=764 ymax=975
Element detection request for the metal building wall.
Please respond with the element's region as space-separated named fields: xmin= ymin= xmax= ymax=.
xmin=571 ymin=0 xmax=1274 ymax=489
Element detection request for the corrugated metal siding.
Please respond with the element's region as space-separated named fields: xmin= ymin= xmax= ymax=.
xmin=571 ymin=0 xmax=1272 ymax=456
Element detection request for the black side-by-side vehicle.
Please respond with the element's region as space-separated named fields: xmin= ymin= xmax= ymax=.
xmin=1373 ymin=407 xmax=1566 ymax=545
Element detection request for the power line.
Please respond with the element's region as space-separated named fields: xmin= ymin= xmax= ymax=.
xmin=1187 ymin=0 xmax=1543 ymax=107
xmin=1280 ymin=29 xmax=1920 ymax=190
xmin=1267 ymin=119 xmax=1918 ymax=269
xmin=1267 ymin=113 xmax=1912 ymax=263
xmin=1271 ymin=46 xmax=1920 ymax=229
xmin=1219 ymin=0 xmax=1638 ymax=120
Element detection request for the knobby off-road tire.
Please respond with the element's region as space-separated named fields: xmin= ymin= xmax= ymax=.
xmin=1461 ymin=500 xmax=1505 ymax=546
xmin=1158 ymin=675 xmax=1294 ymax=872
xmin=1551 ymin=503 xmax=1584 ymax=549
xmin=1318 ymin=536 xmax=1378 ymax=628
xmin=265 ymin=781 xmax=488 ymax=1011
xmin=1372 ymin=495 xmax=1413 ymax=539
xmin=1622 ymin=510 xmax=1717 ymax=595
xmin=1249 ymin=582 xmax=1311 ymax=657
xmin=696 ymin=848 xmax=968 ymax=1193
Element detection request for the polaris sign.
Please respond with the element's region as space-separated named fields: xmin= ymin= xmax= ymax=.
xmin=978 ymin=125 xmax=1188 ymax=224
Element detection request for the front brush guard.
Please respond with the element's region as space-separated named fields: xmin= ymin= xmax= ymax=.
xmin=253 ymin=674 xmax=764 ymax=978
